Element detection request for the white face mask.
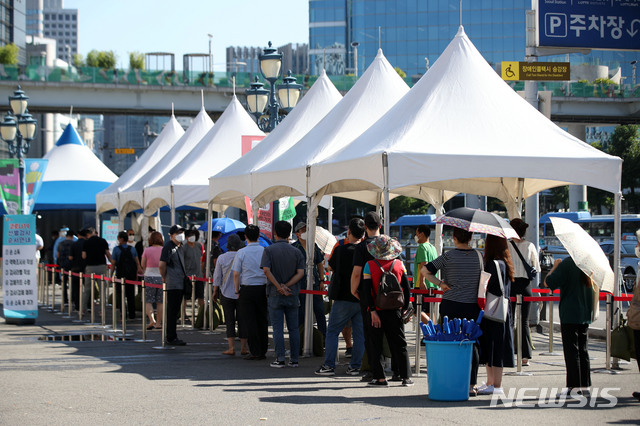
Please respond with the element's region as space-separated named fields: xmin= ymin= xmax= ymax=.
xmin=635 ymin=245 xmax=640 ymax=258
xmin=187 ymin=236 xmax=196 ymax=243
xmin=128 ymin=235 xmax=135 ymax=242
xmin=300 ymin=232 xmax=307 ymax=240
xmin=175 ymin=233 xmax=185 ymax=243
xmin=414 ymin=235 xmax=419 ymax=244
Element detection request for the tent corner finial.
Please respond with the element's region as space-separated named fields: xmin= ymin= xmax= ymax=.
xmin=201 ymin=90 xmax=204 ymax=109
xmin=460 ymin=0 xmax=463 ymax=26
xmin=171 ymin=102 xmax=175 ymax=117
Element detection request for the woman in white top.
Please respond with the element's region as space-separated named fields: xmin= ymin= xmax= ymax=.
xmin=213 ymin=234 xmax=248 ymax=356
xmin=507 ymin=218 xmax=541 ymax=366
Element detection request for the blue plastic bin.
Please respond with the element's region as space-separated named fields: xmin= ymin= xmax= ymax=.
xmin=425 ymin=340 xmax=473 ymax=401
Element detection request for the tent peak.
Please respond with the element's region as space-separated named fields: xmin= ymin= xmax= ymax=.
xmin=375 ymin=48 xmax=384 ymax=59
xmin=456 ymin=25 xmax=466 ymax=37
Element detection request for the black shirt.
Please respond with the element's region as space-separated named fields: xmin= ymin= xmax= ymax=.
xmin=83 ymin=236 xmax=110 ymax=266
xmin=352 ymin=236 xmax=376 ymax=299
xmin=70 ymin=238 xmax=86 ymax=272
xmin=328 ymin=242 xmax=358 ymax=303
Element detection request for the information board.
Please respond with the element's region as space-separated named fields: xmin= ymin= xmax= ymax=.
xmin=538 ymin=0 xmax=640 ymax=51
xmin=2 ymin=214 xmax=38 ymax=323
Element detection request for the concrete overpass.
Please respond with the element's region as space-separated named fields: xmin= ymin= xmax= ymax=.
xmin=0 ymin=79 xmax=639 ymax=125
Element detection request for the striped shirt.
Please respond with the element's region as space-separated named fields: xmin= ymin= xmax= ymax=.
xmin=426 ymin=248 xmax=483 ymax=304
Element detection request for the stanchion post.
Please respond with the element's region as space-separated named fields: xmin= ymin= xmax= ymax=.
xmin=209 ymin=279 xmax=214 ymax=332
xmin=52 ymin=268 xmax=58 ymax=312
xmin=516 ymin=294 xmax=523 ymax=372
xmin=112 ymin=278 xmax=117 ymax=331
xmin=191 ymin=276 xmax=196 ymax=328
xmin=89 ymin=273 xmax=95 ymax=324
xmin=414 ymin=293 xmax=421 ymax=376
xmin=141 ymin=279 xmax=147 ymax=340
xmin=67 ymin=270 xmax=72 ymax=316
xmin=121 ymin=278 xmax=126 ymax=336
xmin=540 ymin=289 xmax=561 ymax=356
xmin=46 ymin=266 xmax=52 ymax=308
xmin=99 ymin=276 xmax=105 ymax=326
xmin=78 ymin=272 xmax=84 ymax=321
xmin=606 ymin=293 xmax=612 ymax=370
xmin=162 ymin=283 xmax=167 ymax=347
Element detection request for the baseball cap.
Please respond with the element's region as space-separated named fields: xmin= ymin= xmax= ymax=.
xmin=294 ymin=222 xmax=307 ymax=233
xmin=169 ymin=225 xmax=185 ymax=235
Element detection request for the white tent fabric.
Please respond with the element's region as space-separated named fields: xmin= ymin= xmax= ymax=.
xmin=209 ymin=70 xmax=342 ymax=209
xmin=311 ymin=27 xmax=622 ymax=218
xmin=95 ymin=115 xmax=184 ymax=214
xmin=250 ymin=49 xmax=411 ymax=209
xmin=144 ymin=96 xmax=264 ymax=214
xmin=118 ymin=107 xmax=213 ymax=216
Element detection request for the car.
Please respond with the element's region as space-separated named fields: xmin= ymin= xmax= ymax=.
xmin=599 ymin=239 xmax=638 ymax=293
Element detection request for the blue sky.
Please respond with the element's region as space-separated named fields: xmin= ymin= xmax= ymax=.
xmin=64 ymin=0 xmax=309 ymax=71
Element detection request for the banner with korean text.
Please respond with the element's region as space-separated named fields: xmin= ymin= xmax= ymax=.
xmin=2 ymin=214 xmax=38 ymax=323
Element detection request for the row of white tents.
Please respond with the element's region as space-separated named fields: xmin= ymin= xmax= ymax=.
xmin=96 ymin=27 xmax=623 ymax=352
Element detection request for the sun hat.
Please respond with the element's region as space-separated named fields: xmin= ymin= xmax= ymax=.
xmin=367 ymin=235 xmax=402 ymax=260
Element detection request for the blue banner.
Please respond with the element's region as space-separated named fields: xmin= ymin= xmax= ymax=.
xmin=538 ymin=0 xmax=640 ymax=50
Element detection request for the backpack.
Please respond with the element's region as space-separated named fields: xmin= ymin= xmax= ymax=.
xmin=373 ymin=259 xmax=404 ymax=310
xmin=116 ymin=245 xmax=137 ymax=280
xmin=57 ymin=240 xmax=73 ymax=270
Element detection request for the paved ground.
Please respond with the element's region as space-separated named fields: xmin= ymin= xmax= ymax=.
xmin=1 ymin=297 xmax=639 ymax=425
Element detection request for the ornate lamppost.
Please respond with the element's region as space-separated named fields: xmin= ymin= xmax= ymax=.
xmin=245 ymin=42 xmax=303 ymax=132
xmin=0 ymin=86 xmax=38 ymax=214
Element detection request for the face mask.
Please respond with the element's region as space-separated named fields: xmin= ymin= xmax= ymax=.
xmin=59 ymin=231 xmax=67 ymax=238
xmin=300 ymin=232 xmax=307 ymax=240
xmin=128 ymin=235 xmax=135 ymax=242
xmin=188 ymin=236 xmax=196 ymax=243
xmin=635 ymin=245 xmax=640 ymax=258
xmin=414 ymin=235 xmax=420 ymax=244
xmin=175 ymin=233 xmax=185 ymax=243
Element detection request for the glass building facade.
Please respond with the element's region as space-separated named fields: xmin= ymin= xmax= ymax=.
xmin=309 ymin=0 xmax=638 ymax=80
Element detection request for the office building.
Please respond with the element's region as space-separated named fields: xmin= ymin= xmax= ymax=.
xmin=308 ymin=0 xmax=638 ymax=80
xmin=27 ymin=0 xmax=77 ymax=62
xmin=0 ymin=0 xmax=27 ymax=65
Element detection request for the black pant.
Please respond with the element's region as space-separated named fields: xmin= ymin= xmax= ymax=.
xmin=360 ymin=303 xmax=377 ymax=372
xmin=70 ymin=269 xmax=81 ymax=310
xmin=61 ymin=269 xmax=70 ymax=304
xmin=239 ymin=285 xmax=268 ymax=357
xmin=166 ymin=289 xmax=184 ymax=342
xmin=221 ymin=295 xmax=247 ymax=339
xmin=370 ymin=309 xmax=411 ymax=381
xmin=115 ymin=279 xmax=136 ymax=319
xmin=440 ymin=299 xmax=481 ymax=386
xmin=560 ymin=323 xmax=591 ymax=388
xmin=510 ymin=277 xmax=533 ymax=359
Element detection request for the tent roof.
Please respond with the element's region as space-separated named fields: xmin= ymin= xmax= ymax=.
xmin=250 ymin=49 xmax=411 ymax=208
xmin=208 ymin=70 xmax=342 ymax=209
xmin=310 ymin=27 xmax=622 ymax=215
xmin=144 ymin=96 xmax=263 ymax=214
xmin=118 ymin=107 xmax=213 ymax=215
xmin=95 ymin=115 xmax=185 ymax=214
xmin=35 ymin=124 xmax=117 ymax=210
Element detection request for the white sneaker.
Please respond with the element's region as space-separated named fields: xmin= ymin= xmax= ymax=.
xmin=476 ymin=383 xmax=489 ymax=392
xmin=477 ymin=385 xmax=495 ymax=395
xmin=492 ymin=387 xmax=504 ymax=395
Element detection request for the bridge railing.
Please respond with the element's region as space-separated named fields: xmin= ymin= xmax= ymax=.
xmin=2 ymin=63 xmax=639 ymax=98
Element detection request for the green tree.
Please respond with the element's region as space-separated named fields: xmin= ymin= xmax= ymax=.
xmin=389 ymin=196 xmax=430 ymax=221
xmin=608 ymin=125 xmax=640 ymax=197
xmin=86 ymin=49 xmax=117 ymax=68
xmin=394 ymin=66 xmax=406 ymax=79
xmin=0 ymin=43 xmax=19 ymax=65
xmin=72 ymin=53 xmax=84 ymax=68
xmin=129 ymin=52 xmax=145 ymax=70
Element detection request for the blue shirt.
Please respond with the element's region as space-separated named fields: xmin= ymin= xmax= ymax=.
xmin=232 ymin=242 xmax=267 ymax=286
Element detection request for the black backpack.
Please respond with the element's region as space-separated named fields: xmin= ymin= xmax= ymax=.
xmin=373 ymin=259 xmax=404 ymax=310
xmin=116 ymin=246 xmax=137 ymax=280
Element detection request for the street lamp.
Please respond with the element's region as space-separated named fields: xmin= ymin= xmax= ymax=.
xmin=351 ymin=41 xmax=359 ymax=77
xmin=245 ymin=41 xmax=303 ymax=132
xmin=0 ymin=86 xmax=37 ymax=214
xmin=631 ymin=60 xmax=637 ymax=86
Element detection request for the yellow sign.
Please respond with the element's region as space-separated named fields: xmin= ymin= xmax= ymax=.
xmin=114 ymin=148 xmax=135 ymax=154
xmin=501 ymin=61 xmax=570 ymax=81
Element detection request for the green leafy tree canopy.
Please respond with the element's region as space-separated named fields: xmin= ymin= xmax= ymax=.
xmin=0 ymin=44 xmax=19 ymax=65
xmin=86 ymin=49 xmax=117 ymax=68
xmin=129 ymin=52 xmax=145 ymax=70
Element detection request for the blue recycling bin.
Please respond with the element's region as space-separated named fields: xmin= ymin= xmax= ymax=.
xmin=425 ymin=340 xmax=473 ymax=401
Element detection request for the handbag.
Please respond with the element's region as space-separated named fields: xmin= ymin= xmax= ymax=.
xmin=510 ymin=240 xmax=537 ymax=280
xmin=611 ymin=315 xmax=636 ymax=361
xmin=476 ymin=250 xmax=491 ymax=310
xmin=483 ymin=260 xmax=509 ymax=323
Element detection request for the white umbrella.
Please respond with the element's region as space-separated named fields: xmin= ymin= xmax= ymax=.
xmin=314 ymin=226 xmax=338 ymax=255
xmin=549 ymin=217 xmax=614 ymax=293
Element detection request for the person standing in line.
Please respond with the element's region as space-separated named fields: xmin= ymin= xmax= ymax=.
xmin=57 ymin=229 xmax=75 ymax=307
xmin=111 ymin=231 xmax=143 ymax=320
xmin=82 ymin=227 xmax=112 ymax=314
xmin=361 ymin=235 xmax=413 ymax=387
xmin=233 ymin=224 xmax=268 ymax=360
xmin=261 ymin=221 xmax=305 ymax=368
xmin=159 ymin=225 xmax=188 ymax=346
xmin=183 ymin=228 xmax=205 ymax=318
xmin=69 ymin=228 xmax=88 ymax=312
xmin=213 ymin=234 xmax=248 ymax=356
xmin=507 ymin=218 xmax=541 ymax=366
xmin=316 ymin=217 xmax=366 ymax=377
xmin=545 ymin=257 xmax=594 ymax=398
xmin=142 ymin=231 xmax=164 ymax=330
xmin=208 ymin=230 xmax=224 ymax=275
xmin=413 ymin=224 xmax=438 ymax=323
xmin=292 ymin=222 xmax=327 ymax=338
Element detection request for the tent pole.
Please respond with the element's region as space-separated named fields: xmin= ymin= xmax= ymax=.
xmin=434 ymin=191 xmax=445 ymax=255
xmin=382 ymin=153 xmax=390 ymax=236
xmin=303 ymin=196 xmax=318 ymax=357
xmin=95 ymin=211 xmax=100 ymax=236
xmin=328 ymin=196 xmax=333 ymax=235
xmin=170 ymin=186 xmax=176 ymax=226
xmin=205 ymin=202 xmax=213 ymax=280
xmin=613 ymin=192 xmax=621 ymax=327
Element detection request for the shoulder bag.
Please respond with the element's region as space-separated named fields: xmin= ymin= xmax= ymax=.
xmin=509 ymin=240 xmax=537 ymax=280
xmin=476 ymin=250 xmax=491 ymax=309
xmin=484 ymin=260 xmax=509 ymax=323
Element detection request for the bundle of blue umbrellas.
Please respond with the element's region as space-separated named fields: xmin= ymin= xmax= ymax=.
xmin=420 ymin=311 xmax=484 ymax=342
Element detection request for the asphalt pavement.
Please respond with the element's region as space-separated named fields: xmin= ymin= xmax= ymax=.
xmin=1 ymin=295 xmax=639 ymax=425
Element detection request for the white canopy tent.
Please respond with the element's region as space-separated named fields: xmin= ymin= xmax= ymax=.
xmin=144 ymin=96 xmax=264 ymax=215
xmin=118 ymin=107 xmax=213 ymax=220
xmin=208 ymin=70 xmax=342 ymax=210
xmin=95 ymin=114 xmax=184 ymax=215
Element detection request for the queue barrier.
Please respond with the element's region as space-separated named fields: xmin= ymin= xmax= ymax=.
xmin=37 ymin=264 xmax=632 ymax=373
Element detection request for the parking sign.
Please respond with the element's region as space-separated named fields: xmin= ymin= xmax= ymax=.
xmin=538 ymin=0 xmax=640 ymax=51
